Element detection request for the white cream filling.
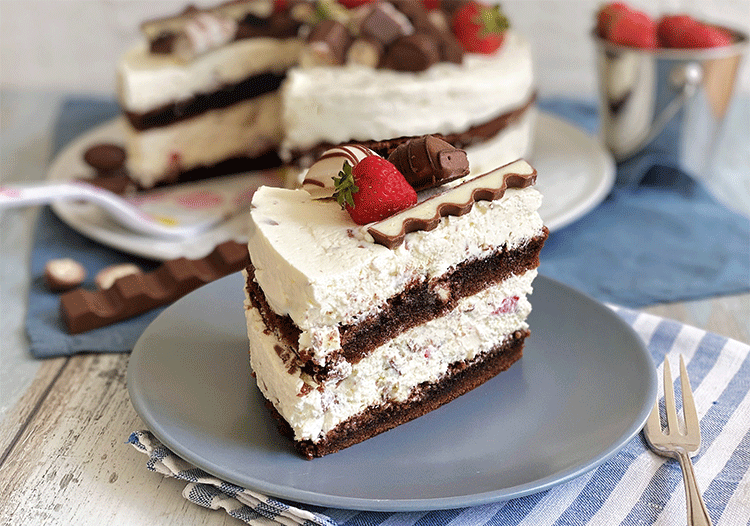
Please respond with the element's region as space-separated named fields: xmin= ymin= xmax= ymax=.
xmin=124 ymin=93 xmax=282 ymax=188
xmin=117 ymin=37 xmax=302 ymax=113
xmin=280 ymin=31 xmax=534 ymax=158
xmin=248 ymin=172 xmax=544 ymax=356
xmin=244 ymin=270 xmax=536 ymax=443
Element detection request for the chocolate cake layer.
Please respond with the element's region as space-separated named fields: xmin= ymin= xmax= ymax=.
xmin=245 ymin=227 xmax=548 ymax=381
xmin=124 ymin=71 xmax=286 ymax=131
xmin=287 ymin=93 xmax=537 ymax=167
xmin=269 ymin=330 xmax=528 ymax=459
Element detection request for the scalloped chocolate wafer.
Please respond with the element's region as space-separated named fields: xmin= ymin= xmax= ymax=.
xmin=60 ymin=240 xmax=249 ymax=334
xmin=367 ymin=159 xmax=537 ymax=249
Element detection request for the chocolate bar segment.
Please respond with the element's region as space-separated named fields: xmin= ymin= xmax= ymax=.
xmin=387 ymin=135 xmax=469 ymax=191
xmin=60 ymin=240 xmax=250 ymax=334
xmin=367 ymin=159 xmax=537 ymax=249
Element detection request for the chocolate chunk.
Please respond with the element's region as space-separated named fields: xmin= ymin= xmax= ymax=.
xmin=95 ymin=263 xmax=142 ymax=290
xmin=388 ymin=135 xmax=469 ymax=191
xmin=78 ymin=173 xmax=133 ymax=195
xmin=367 ymin=159 xmax=537 ymax=249
xmin=60 ymin=240 xmax=250 ymax=334
xmin=84 ymin=144 xmax=126 ymax=174
xmin=150 ymin=32 xmax=177 ymax=54
xmin=44 ymin=258 xmax=87 ymax=292
xmin=380 ymin=33 xmax=440 ymax=71
xmin=360 ymin=2 xmax=414 ymax=46
xmin=303 ymin=20 xmax=351 ymax=66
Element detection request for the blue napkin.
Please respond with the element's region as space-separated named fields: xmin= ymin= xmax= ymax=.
xmin=26 ymin=97 xmax=750 ymax=358
xmin=26 ymin=98 xmax=162 ymax=357
xmin=537 ymin=99 xmax=749 ymax=307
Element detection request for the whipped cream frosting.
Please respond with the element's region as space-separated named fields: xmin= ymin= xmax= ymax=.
xmin=118 ymin=37 xmax=302 ymax=113
xmin=245 ymin=270 xmax=537 ymax=442
xmin=280 ymin=30 xmax=534 ymax=157
xmin=248 ymin=159 xmax=544 ymax=365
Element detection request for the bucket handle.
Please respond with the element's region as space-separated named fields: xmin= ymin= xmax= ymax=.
xmin=631 ymin=62 xmax=703 ymax=154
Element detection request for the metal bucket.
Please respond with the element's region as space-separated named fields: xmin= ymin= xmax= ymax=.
xmin=594 ymin=30 xmax=747 ymax=179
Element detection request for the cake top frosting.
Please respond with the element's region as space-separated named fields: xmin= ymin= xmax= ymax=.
xmin=137 ymin=0 xmax=514 ymax=72
xmin=248 ymin=158 xmax=544 ymax=332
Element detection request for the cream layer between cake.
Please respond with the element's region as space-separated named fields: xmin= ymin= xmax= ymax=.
xmin=280 ymin=30 xmax=535 ymax=164
xmin=247 ymin=160 xmax=544 ymax=367
xmin=244 ymin=270 xmax=536 ymax=443
xmin=117 ymin=37 xmax=301 ymax=187
xmin=122 ymin=93 xmax=282 ymax=188
xmin=118 ymin=37 xmax=301 ymax=114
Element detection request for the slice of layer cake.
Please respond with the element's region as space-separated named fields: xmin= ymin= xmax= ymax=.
xmin=243 ymin=140 xmax=547 ymax=459
xmin=117 ymin=2 xmax=301 ymax=188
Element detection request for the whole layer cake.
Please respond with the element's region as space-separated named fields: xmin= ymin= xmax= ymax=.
xmin=116 ymin=0 xmax=536 ymax=189
xmin=243 ymin=142 xmax=548 ymax=458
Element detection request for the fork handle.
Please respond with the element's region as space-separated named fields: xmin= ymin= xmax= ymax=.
xmin=676 ymin=450 xmax=712 ymax=526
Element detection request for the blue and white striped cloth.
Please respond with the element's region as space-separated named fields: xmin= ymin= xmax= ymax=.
xmin=129 ymin=307 xmax=750 ymax=525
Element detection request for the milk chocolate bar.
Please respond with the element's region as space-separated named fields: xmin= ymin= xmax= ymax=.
xmin=60 ymin=240 xmax=249 ymax=334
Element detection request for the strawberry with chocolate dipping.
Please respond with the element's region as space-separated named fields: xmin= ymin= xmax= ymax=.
xmin=333 ymin=156 xmax=417 ymax=225
xmin=452 ymin=1 xmax=510 ymax=54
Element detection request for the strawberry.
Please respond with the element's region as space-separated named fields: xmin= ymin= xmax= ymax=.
xmin=656 ymin=14 xmax=698 ymax=47
xmin=336 ymin=0 xmax=375 ymax=8
xmin=451 ymin=1 xmax=510 ymax=54
xmin=333 ymin=157 xmax=417 ymax=225
xmin=596 ymin=2 xmax=630 ymax=38
xmin=673 ymin=22 xmax=733 ymax=48
xmin=607 ymin=9 xmax=657 ymax=48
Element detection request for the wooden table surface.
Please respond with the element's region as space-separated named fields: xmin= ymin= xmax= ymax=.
xmin=1 ymin=91 xmax=748 ymax=525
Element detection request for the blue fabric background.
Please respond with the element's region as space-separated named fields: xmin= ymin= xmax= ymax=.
xmin=25 ymin=97 xmax=750 ymax=358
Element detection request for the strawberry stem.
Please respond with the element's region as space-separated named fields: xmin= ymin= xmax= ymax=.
xmin=474 ymin=4 xmax=510 ymax=37
xmin=333 ymin=161 xmax=359 ymax=209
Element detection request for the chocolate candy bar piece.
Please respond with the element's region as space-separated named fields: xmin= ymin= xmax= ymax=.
xmin=381 ymin=33 xmax=440 ymax=72
xmin=60 ymin=240 xmax=250 ymax=334
xmin=360 ymin=2 xmax=414 ymax=46
xmin=388 ymin=135 xmax=469 ymax=191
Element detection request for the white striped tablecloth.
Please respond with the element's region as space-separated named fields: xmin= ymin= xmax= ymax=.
xmin=130 ymin=307 xmax=750 ymax=526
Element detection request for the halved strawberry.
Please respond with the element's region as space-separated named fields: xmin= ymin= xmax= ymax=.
xmin=607 ymin=9 xmax=657 ymax=48
xmin=451 ymin=1 xmax=510 ymax=54
xmin=333 ymin=157 xmax=417 ymax=225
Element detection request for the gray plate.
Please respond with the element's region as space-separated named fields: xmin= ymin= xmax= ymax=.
xmin=128 ymin=273 xmax=656 ymax=512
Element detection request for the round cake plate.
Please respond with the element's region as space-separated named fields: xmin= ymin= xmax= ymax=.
xmin=128 ymin=272 xmax=656 ymax=512
xmin=48 ymin=113 xmax=615 ymax=261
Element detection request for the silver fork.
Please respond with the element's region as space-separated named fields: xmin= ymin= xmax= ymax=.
xmin=643 ymin=355 xmax=712 ymax=526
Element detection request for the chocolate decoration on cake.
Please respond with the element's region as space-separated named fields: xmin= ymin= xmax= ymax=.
xmin=360 ymin=2 xmax=414 ymax=46
xmin=302 ymin=20 xmax=352 ymax=67
xmin=143 ymin=1 xmax=298 ymax=55
xmin=387 ymin=135 xmax=469 ymax=191
xmin=60 ymin=240 xmax=250 ymax=334
xmin=84 ymin=144 xmax=126 ymax=174
xmin=381 ymin=33 xmax=440 ymax=72
xmin=368 ymin=160 xmax=537 ymax=249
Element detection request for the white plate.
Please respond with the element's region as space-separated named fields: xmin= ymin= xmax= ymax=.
xmin=48 ymin=113 xmax=614 ymax=261
xmin=128 ymin=273 xmax=656 ymax=512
